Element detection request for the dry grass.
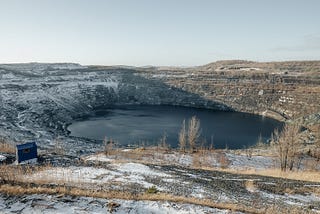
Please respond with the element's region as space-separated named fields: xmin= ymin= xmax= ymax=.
xmin=0 ymin=160 xmax=260 ymax=214
xmin=0 ymin=151 xmax=318 ymax=214
xmin=0 ymin=164 xmax=53 ymax=184
xmin=0 ymin=183 xmax=261 ymax=214
xmin=264 ymin=205 xmax=316 ymax=214
xmin=220 ymin=168 xmax=320 ymax=183
xmin=245 ymin=180 xmax=257 ymax=192
xmin=0 ymin=138 xmax=15 ymax=153
xmin=90 ymin=147 xmax=320 ymax=183
xmin=1 ymin=183 xmax=315 ymax=214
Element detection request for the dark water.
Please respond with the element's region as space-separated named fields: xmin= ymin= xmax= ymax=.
xmin=68 ymin=105 xmax=283 ymax=149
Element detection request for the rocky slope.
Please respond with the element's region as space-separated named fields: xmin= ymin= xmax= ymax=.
xmin=138 ymin=60 xmax=320 ymax=121
xmin=0 ymin=63 xmax=229 ymax=153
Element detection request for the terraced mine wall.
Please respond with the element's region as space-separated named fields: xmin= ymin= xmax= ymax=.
xmin=138 ymin=61 xmax=320 ymax=121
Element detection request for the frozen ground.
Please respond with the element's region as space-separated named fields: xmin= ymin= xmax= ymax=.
xmin=0 ymin=152 xmax=312 ymax=213
xmin=1 ymin=147 xmax=319 ymax=213
xmin=84 ymin=150 xmax=275 ymax=170
xmin=0 ymin=194 xmax=242 ymax=214
xmin=24 ymin=163 xmax=171 ymax=190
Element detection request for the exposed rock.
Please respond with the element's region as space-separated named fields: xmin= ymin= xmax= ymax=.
xmin=140 ymin=60 xmax=320 ymax=121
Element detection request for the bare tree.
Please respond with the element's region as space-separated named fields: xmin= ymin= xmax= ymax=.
xmin=178 ymin=119 xmax=187 ymax=152
xmin=159 ymin=132 xmax=169 ymax=151
xmin=310 ymin=124 xmax=320 ymax=161
xmin=272 ymin=123 xmax=301 ymax=171
xmin=54 ymin=138 xmax=65 ymax=155
xmin=104 ymin=136 xmax=114 ymax=155
xmin=188 ymin=116 xmax=201 ymax=152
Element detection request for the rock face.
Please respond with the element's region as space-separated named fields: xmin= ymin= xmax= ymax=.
xmin=139 ymin=60 xmax=320 ymax=121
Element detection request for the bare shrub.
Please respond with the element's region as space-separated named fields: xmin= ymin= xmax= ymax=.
xmin=209 ymin=135 xmax=215 ymax=151
xmin=188 ymin=116 xmax=201 ymax=153
xmin=245 ymin=180 xmax=257 ymax=192
xmin=245 ymin=147 xmax=253 ymax=158
xmin=54 ymin=138 xmax=65 ymax=155
xmin=255 ymin=133 xmax=267 ymax=148
xmin=310 ymin=124 xmax=320 ymax=161
xmin=159 ymin=132 xmax=169 ymax=151
xmin=272 ymin=123 xmax=302 ymax=171
xmin=107 ymin=201 xmax=120 ymax=213
xmin=178 ymin=119 xmax=187 ymax=152
xmin=104 ymin=137 xmax=114 ymax=155
xmin=192 ymin=153 xmax=202 ymax=168
xmin=303 ymin=158 xmax=319 ymax=171
xmin=145 ymin=185 xmax=159 ymax=194
xmin=217 ymin=152 xmax=230 ymax=169
xmin=0 ymin=137 xmax=15 ymax=154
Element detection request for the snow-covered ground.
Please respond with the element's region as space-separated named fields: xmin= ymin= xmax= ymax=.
xmin=24 ymin=163 xmax=171 ymax=189
xmin=84 ymin=150 xmax=275 ymax=171
xmin=0 ymin=194 xmax=242 ymax=214
xmin=11 ymin=151 xmax=317 ymax=213
xmin=225 ymin=153 xmax=275 ymax=170
xmin=0 ymin=154 xmax=6 ymax=162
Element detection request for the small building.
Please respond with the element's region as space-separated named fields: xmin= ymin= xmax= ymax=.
xmin=16 ymin=142 xmax=37 ymax=164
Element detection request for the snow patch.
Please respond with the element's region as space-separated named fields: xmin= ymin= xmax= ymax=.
xmin=0 ymin=155 xmax=6 ymax=162
xmin=24 ymin=163 xmax=171 ymax=189
xmin=114 ymin=163 xmax=170 ymax=178
xmin=226 ymin=153 xmax=274 ymax=170
xmin=84 ymin=153 xmax=113 ymax=162
xmin=0 ymin=195 xmax=241 ymax=214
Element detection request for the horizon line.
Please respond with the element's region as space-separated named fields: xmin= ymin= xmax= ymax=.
xmin=1 ymin=59 xmax=320 ymax=68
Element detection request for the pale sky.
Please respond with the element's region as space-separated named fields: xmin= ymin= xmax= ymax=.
xmin=0 ymin=0 xmax=319 ymax=66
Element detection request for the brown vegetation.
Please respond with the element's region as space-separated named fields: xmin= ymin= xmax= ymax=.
xmin=0 ymin=148 xmax=319 ymax=213
xmin=92 ymin=145 xmax=320 ymax=182
xmin=1 ymin=180 xmax=317 ymax=214
xmin=188 ymin=116 xmax=201 ymax=152
xmin=178 ymin=116 xmax=202 ymax=153
xmin=271 ymin=123 xmax=302 ymax=171
xmin=53 ymin=138 xmax=65 ymax=155
xmin=221 ymin=168 xmax=320 ymax=183
xmin=178 ymin=119 xmax=187 ymax=152
xmin=1 ymin=183 xmax=310 ymax=214
xmin=0 ymin=137 xmax=15 ymax=154
xmin=104 ymin=137 xmax=115 ymax=155
xmin=158 ymin=132 xmax=169 ymax=151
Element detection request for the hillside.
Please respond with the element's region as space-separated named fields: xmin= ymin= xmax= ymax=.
xmin=138 ymin=60 xmax=320 ymax=121
xmin=0 ymin=61 xmax=319 ymax=214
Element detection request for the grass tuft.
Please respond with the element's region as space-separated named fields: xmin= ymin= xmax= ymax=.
xmin=146 ymin=185 xmax=158 ymax=194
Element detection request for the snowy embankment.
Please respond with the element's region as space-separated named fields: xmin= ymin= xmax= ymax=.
xmin=25 ymin=162 xmax=171 ymax=190
xmin=11 ymin=150 xmax=319 ymax=214
xmin=0 ymin=194 xmax=239 ymax=214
